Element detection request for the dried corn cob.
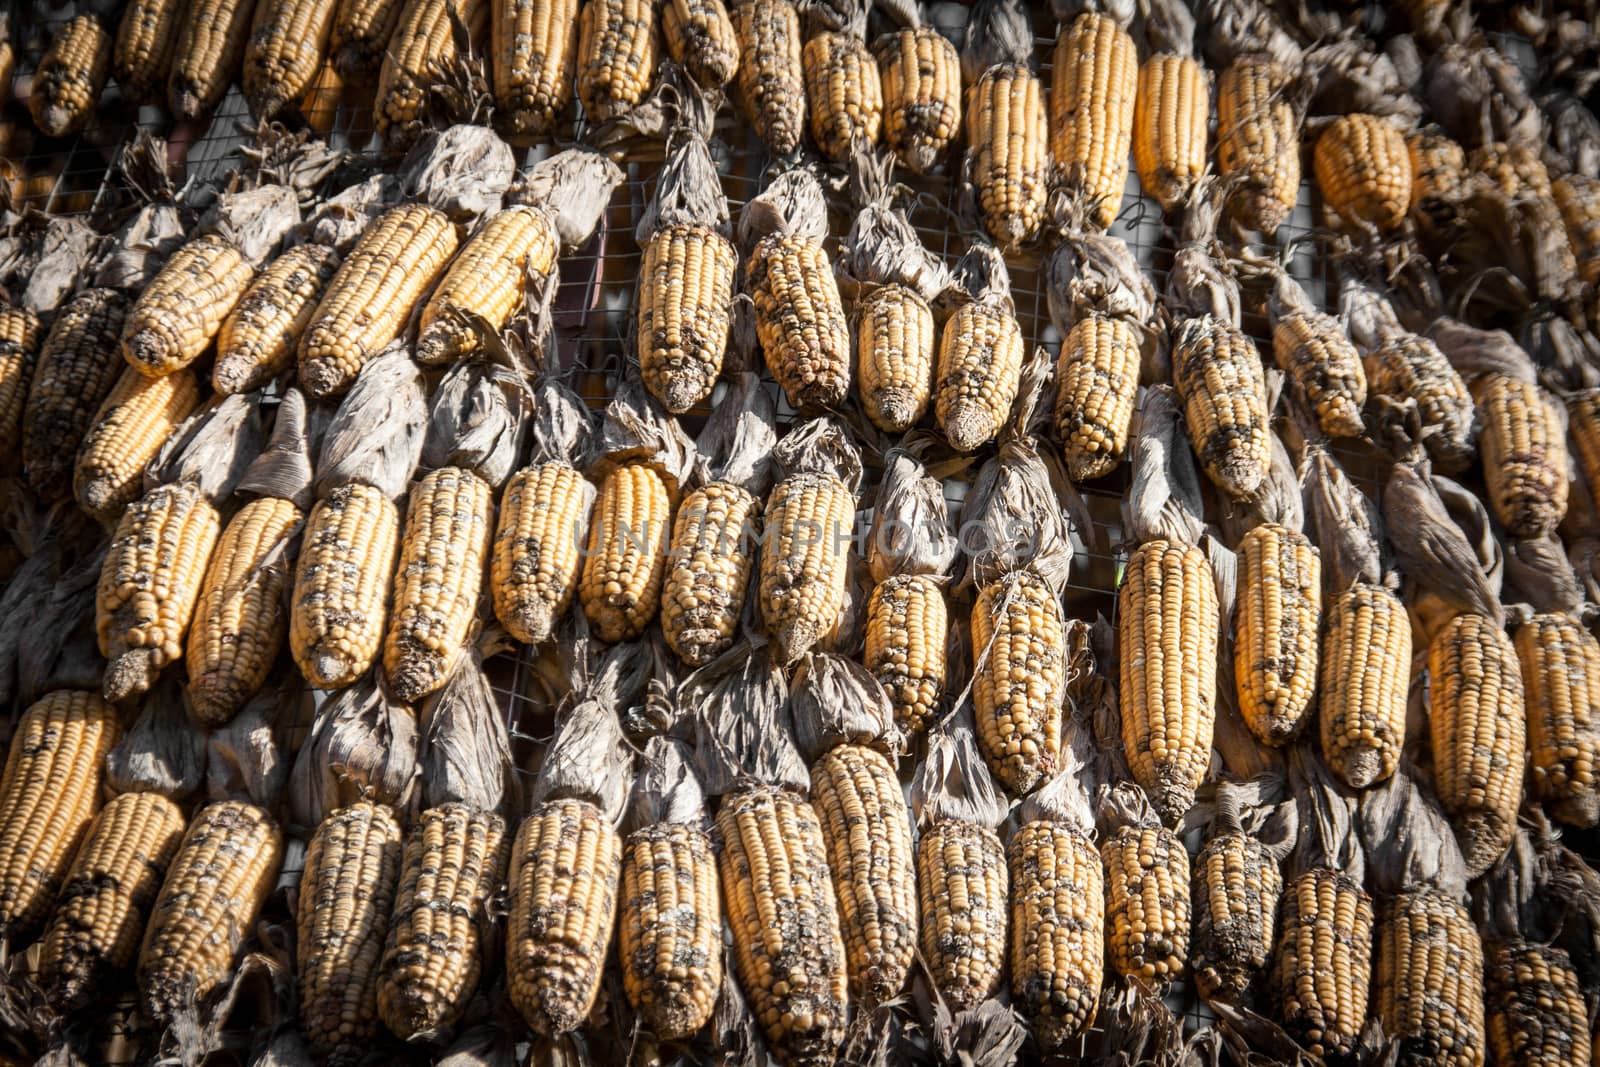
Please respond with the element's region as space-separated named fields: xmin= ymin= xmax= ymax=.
xmin=1484 ymin=941 xmax=1592 ymax=1067
xmin=918 ymin=817 xmax=1006 ymax=1011
xmin=114 ymin=0 xmax=188 ymax=101
xmin=1320 ymin=582 xmax=1410 ymax=790
xmin=1102 ymin=819 xmax=1190 ymax=985
xmin=1474 ymin=375 xmax=1569 ymax=539
xmin=1275 ymin=867 xmax=1374 ymax=1060
xmin=1374 ymin=889 xmax=1486 ymax=1067
xmin=1266 ymin=269 xmax=1366 ymax=439
xmin=297 ymin=802 xmax=404 ymax=1063
xmin=97 ymin=482 xmax=222 ymax=702
xmin=1191 ymin=804 xmax=1283 ymax=999
xmin=122 ymin=234 xmax=255 ymax=378
xmin=1171 ymin=314 xmax=1271 ymax=499
xmin=215 ymin=244 xmax=341 ymax=395
xmin=1234 ymin=523 xmax=1320 ymax=747
xmin=731 ymin=0 xmax=805 ymax=154
xmin=661 ymin=480 xmax=758 ymax=663
xmin=857 ymin=284 xmax=935 ymax=433
xmin=29 ymin=15 xmax=111 ymax=137
xmin=1054 ymin=312 xmax=1140 ymax=481
xmin=664 ymin=0 xmax=738 ymax=87
xmin=418 ymin=206 xmax=559 ymax=366
xmin=493 ymin=0 xmax=579 ymax=137
xmin=1216 ymin=55 xmax=1299 ymax=233
xmin=0 ymin=692 xmax=120 ymax=944
xmin=0 ymin=306 xmax=41 ymax=455
xmin=292 ymin=483 xmax=400 ymax=690
xmin=576 ymin=0 xmax=657 ymax=122
xmin=874 ymin=22 xmax=959 ymax=174
xmin=965 ymin=67 xmax=1047 ymax=247
xmin=299 ymin=204 xmax=459 ymax=398
xmin=804 ymin=26 xmax=882 ymax=162
xmin=1571 ymin=388 xmax=1600 ymax=499
xmin=494 ymin=467 xmax=594 ymax=646
xmin=376 ymin=0 xmax=490 ymax=148
xmin=1134 ymin=53 xmax=1209 ymax=213
xmin=936 ymin=244 xmax=1024 ymax=453
xmin=1554 ymin=173 xmax=1600 ymax=286
xmin=242 ymin=0 xmax=339 ymax=117
xmin=1314 ymin=114 xmax=1413 ymax=232
xmin=22 ymin=290 xmax=128 ymax=494
xmin=1473 ymin=141 xmax=1555 ymax=199
xmin=168 ymin=0 xmax=255 ymax=117
xmin=1360 ymin=332 xmax=1475 ymax=474
xmin=582 ymin=463 xmax=673 ymax=642
xmin=1050 ymin=12 xmax=1137 ymax=229
xmin=330 ymin=0 xmax=406 ymax=76
xmin=1407 ymin=129 xmax=1467 ymax=234
xmin=40 ymin=792 xmax=186 ymax=1011
xmin=75 ymin=367 xmax=201 ymax=522
xmin=1515 ymin=612 xmax=1600 ymax=828
xmin=865 ymin=573 xmax=946 ymax=739
xmin=972 ymin=570 xmax=1065 ymax=795
xmin=138 ymin=801 xmax=284 ymax=1020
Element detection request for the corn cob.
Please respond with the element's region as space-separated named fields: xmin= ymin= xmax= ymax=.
xmin=874 ymin=25 xmax=959 ymax=174
xmin=1267 ymin=272 xmax=1366 ymax=439
xmin=661 ymin=482 xmax=757 ymax=665
xmin=29 ymin=15 xmax=112 ymax=137
xmin=1514 ymin=612 xmax=1600 ymax=828
xmin=619 ymin=809 xmax=721 ymax=1039
xmin=1054 ymin=312 xmax=1140 ymax=481
xmin=1374 ymin=889 xmax=1486 ymax=1067
xmin=74 ymin=367 xmax=201 ymax=523
xmin=576 ymin=0 xmax=657 ymax=122
xmin=40 ymin=792 xmax=187 ymax=1011
xmin=1320 ymin=582 xmax=1410 ymax=790
xmin=0 ymin=306 xmax=41 ymax=455
xmin=936 ymin=249 xmax=1024 ymax=453
xmin=1274 ymin=867 xmax=1374 ymax=1060
xmin=803 ymin=29 xmax=882 ymax=163
xmin=760 ymin=447 xmax=856 ymax=663
xmin=664 ymin=0 xmax=738 ymax=87
xmin=865 ymin=573 xmax=946 ymax=739
xmin=379 ymin=803 xmax=510 ymax=1039
xmin=376 ymin=0 xmax=491 ymax=147
xmin=1134 ymin=53 xmax=1208 ymax=213
xmin=299 ymin=205 xmax=459 ymax=398
xmin=97 ymin=482 xmax=223 ymax=702
xmin=1314 ymin=114 xmax=1413 ymax=232
xmin=1554 ymin=173 xmax=1600 ymax=286
xmin=972 ymin=570 xmax=1065 ymax=795
xmin=1191 ymin=824 xmax=1281 ymax=1001
xmin=0 ymin=692 xmax=120 ymax=943
xmin=138 ymin=801 xmax=284 ymax=1020
xmin=418 ymin=206 xmax=559 ymax=366
xmin=1484 ymin=941 xmax=1592 ymax=1067
xmin=0 ymin=38 xmax=11 ymax=105
xmin=189 ymin=497 xmax=303 ymax=725
xmin=292 ymin=483 xmax=401 ymax=690
xmin=1102 ymin=821 xmax=1190 ymax=985
xmin=493 ymin=463 xmax=595 ymax=646
xmin=638 ymin=223 xmax=737 ymax=414
xmin=1571 ymin=388 xmax=1600 ymax=499
xmin=1361 ymin=331 xmax=1475 ymax=473
xmin=1216 ymin=55 xmax=1299 ymax=233
xmin=1474 ymin=375 xmax=1569 ymax=538
xmin=966 ymin=60 xmax=1048 ymax=249
xmin=856 ymin=284 xmax=934 ymax=433
xmin=493 ymin=0 xmax=579 ymax=137
xmin=745 ymin=235 xmax=850 ymax=413
xmin=22 ymin=289 xmax=129 ymax=494
xmin=1050 ymin=12 xmax=1137 ymax=229
xmin=122 ymin=234 xmax=255 ymax=378
xmin=1407 ymin=130 xmax=1467 ymax=233
xmin=1009 ymin=819 xmax=1102 ymax=1049
xmin=1233 ymin=523 xmax=1320 ymax=747
xmin=581 ymin=463 xmax=673 ymax=643
xmin=242 ymin=0 xmax=339 ymax=117
xmin=297 ymin=802 xmax=404 ymax=1063
xmin=114 ymin=0 xmax=188 ymax=101
xmin=732 ymin=0 xmax=805 ymax=154
xmin=167 ymin=0 xmax=256 ymax=117
xmin=1171 ymin=315 xmax=1271 ymax=499
xmin=330 ymin=0 xmax=407 ymax=76
xmin=215 ymin=244 xmax=341 ymax=396
xmin=916 ymin=817 xmax=1007 ymax=1013
xmin=1473 ymin=141 xmax=1556 ymax=199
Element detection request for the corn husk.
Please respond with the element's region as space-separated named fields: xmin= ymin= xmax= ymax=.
xmin=1197 ymin=0 xmax=1302 ymax=69
xmin=1020 ymin=621 xmax=1099 ymax=831
xmin=288 ymin=673 xmax=420 ymax=830
xmin=1144 ymin=0 xmax=1197 ymax=56
xmin=589 ymin=376 xmax=696 ymax=499
xmin=1545 ymin=92 xmax=1600 ymax=177
xmin=238 ymin=388 xmax=326 ymax=510
xmin=909 ymin=707 xmax=1010 ymax=830
xmin=624 ymin=631 xmax=684 ymax=740
xmin=207 ymin=685 xmax=297 ymax=808
xmin=1303 ymin=445 xmax=1388 ymax=594
xmin=527 ymin=375 xmax=598 ymax=472
xmin=1303 ymin=39 xmax=1422 ymax=125
xmin=528 ymin=640 xmax=649 ymax=822
xmin=417 ymin=642 xmax=517 ymax=817
xmin=1205 ymin=774 xmax=1297 ymax=865
xmin=1221 ymin=431 xmax=1304 ymax=543
xmin=711 ymin=969 xmax=770 ymax=1067
xmin=93 ymin=201 xmax=188 ymax=291
xmin=637 ymin=72 xmax=729 ymax=243
xmin=1503 ymin=532 xmax=1583 ymax=615
xmin=508 ymin=148 xmax=626 ymax=251
xmin=1167 ymin=179 xmax=1240 ymax=326
xmin=623 ymin=736 xmax=707 ymax=834
xmin=8 ymin=215 xmax=99 ymax=314
xmin=17 ymin=543 xmax=105 ymax=705
xmin=771 ymin=414 xmax=863 ymax=493
xmin=299 ymin=174 xmax=400 ymax=253
xmin=434 ymin=1025 xmax=518 ymax=1067
xmin=1046 ymin=218 xmax=1155 ymax=329
xmin=835 ymin=145 xmax=955 ymax=304
xmin=314 ymin=343 xmax=429 ymax=500
xmin=737 ymin=169 xmax=830 ymax=253
xmin=689 ymin=640 xmax=809 ymax=796
xmin=106 ymin=676 xmax=207 ymax=799
xmin=0 ymin=540 xmax=58 ymax=709
xmin=951 ymin=241 xmax=1014 ymax=314
xmin=145 ymin=391 xmax=266 ymax=504
xmin=1283 ymin=744 xmax=1363 ymax=883
xmin=1357 ymin=767 xmax=1469 ymax=900
xmin=422 ymin=321 xmax=534 ymax=489
xmin=867 ymin=437 xmax=959 ymax=582
xmin=1124 ymin=385 xmax=1206 ymax=547
xmin=693 ymin=372 xmax=775 ymax=498
xmin=790 ymin=652 xmax=900 ymax=763
xmin=961 ymin=0 xmax=1033 ymax=77
xmin=1426 ymin=316 xmax=1539 ymax=385
xmin=401 ymin=124 xmax=515 ymax=224
xmin=251 ymin=1030 xmax=318 ymax=1067
xmin=202 ymin=185 xmax=302 ymax=268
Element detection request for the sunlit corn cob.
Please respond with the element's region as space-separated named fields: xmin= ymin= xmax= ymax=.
xmin=1118 ymin=540 xmax=1218 ymax=823
xmin=123 ymin=234 xmax=255 ymax=378
xmin=966 ymin=61 xmax=1048 ymax=248
xmin=1473 ymin=141 xmax=1555 ymax=199
xmin=935 ymin=294 xmax=1024 ymax=453
xmin=40 ymin=792 xmax=186 ymax=1011
xmin=581 ymin=463 xmax=673 ymax=643
xmin=1009 ymin=822 xmax=1102 ymax=1049
xmin=0 ymin=306 xmax=41 ymax=455
xmin=972 ymin=571 xmax=1065 ymax=795
xmin=1274 ymin=867 xmax=1374 ymax=1060
xmin=803 ymin=30 xmax=882 ymax=162
xmin=299 ymin=49 xmax=340 ymax=129
xmin=1554 ymin=174 xmax=1600 ymax=286
xmin=1362 ymin=332 xmax=1475 ymax=473
xmin=1514 ymin=612 xmax=1600 ymax=828
xmin=330 ymin=0 xmax=407 ymax=76
xmin=22 ymin=289 xmax=128 ymax=494
xmin=242 ymin=0 xmax=339 ymax=117
xmin=576 ymin=0 xmax=657 ymax=122
xmin=215 ymin=244 xmax=341 ymax=395
xmin=918 ymin=818 xmax=1007 ymax=1011
xmin=1171 ymin=315 xmax=1271 ymax=499
xmin=1571 ymin=388 xmax=1600 ymax=499
xmin=291 ymin=484 xmax=401 ymax=690
xmin=168 ymin=0 xmax=255 ymax=117
xmin=619 ymin=821 xmax=721 ymax=1040
xmin=189 ymin=497 xmax=303 ymax=725
xmin=1314 ymin=114 xmax=1413 ymax=232
xmin=29 ymin=15 xmax=111 ymax=137
xmin=857 ymin=283 xmax=934 ymax=433
xmin=0 ymin=39 xmax=11 ymax=104
xmin=493 ymin=463 xmax=596 ymax=645
xmin=1191 ymin=828 xmax=1281 ymax=1001
xmin=97 ymin=482 xmax=223 ymax=702
xmin=1216 ymin=56 xmax=1299 ymax=233
xmin=1320 ymin=582 xmax=1410 ymax=790
xmin=1484 ymin=941 xmax=1592 ymax=1067
xmin=1134 ymin=53 xmax=1208 ymax=213
xmin=664 ymin=0 xmax=738 ymax=87
xmin=1473 ymin=375 xmax=1569 ymax=539
xmin=418 ymin=206 xmax=559 ymax=366
xmin=638 ymin=222 xmax=737 ymax=413
xmin=298 ymin=802 xmax=404 ymax=1063
xmin=1050 ymin=13 xmax=1137 ymax=229
xmin=875 ymin=26 xmax=959 ymax=174
xmin=1271 ymin=304 xmax=1366 ymax=439
xmin=508 ymin=798 xmax=623 ymax=1035
xmin=299 ymin=204 xmax=459 ymax=398
xmin=811 ymin=745 xmax=916 ymax=1007
xmin=138 ymin=801 xmax=284 ymax=1020
xmin=760 ymin=469 xmax=853 ymax=662
xmin=865 ymin=574 xmax=946 ymax=739
xmin=1375 ymin=889 xmax=1486 ymax=1067
xmin=1102 ymin=822 xmax=1190 ymax=984
xmin=1054 ymin=312 xmax=1140 ymax=481
xmin=384 ymin=468 xmax=493 ymax=702
xmin=1407 ymin=130 xmax=1467 ymax=233
xmin=493 ymin=0 xmax=579 ymax=137
xmin=376 ymin=0 xmax=490 ymax=147
xmin=731 ymin=0 xmax=805 ymax=155
xmin=0 ymin=692 xmax=119 ymax=943
xmin=746 ymin=234 xmax=850 ymax=413
xmin=379 ymin=804 xmax=509 ymax=1039
xmin=1233 ymin=523 xmax=1320 ymax=747
xmin=74 ymin=367 xmax=200 ymax=522
xmin=114 ymin=0 xmax=186 ymax=101
xmin=1427 ymin=614 xmax=1525 ymax=877
xmin=661 ymin=482 xmax=757 ymax=666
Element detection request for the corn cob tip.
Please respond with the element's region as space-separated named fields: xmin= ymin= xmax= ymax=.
xmin=299 ymin=355 xmax=350 ymax=399
xmin=168 ymin=84 xmax=203 ymax=122
xmin=122 ymin=329 xmax=176 ymax=378
xmin=1149 ymin=780 xmax=1196 ymax=826
xmin=140 ymin=966 xmax=199 ymax=1022
xmin=1455 ymin=812 xmax=1512 ymax=880
xmin=36 ymin=105 xmax=76 ymax=138
xmin=1066 ymin=451 xmax=1118 ymax=483
xmin=104 ymin=649 xmax=160 ymax=703
xmin=662 ymin=376 xmax=712 ymax=417
xmin=869 ymin=387 xmax=921 ymax=434
xmin=413 ymin=327 xmax=456 ymax=367
xmin=76 ymin=477 xmax=124 ymax=522
xmin=1338 ymin=746 xmax=1386 ymax=791
xmin=518 ymin=987 xmax=591 ymax=1038
xmin=211 ymin=356 xmax=262 ymax=397
xmin=775 ymin=619 xmax=824 ymax=664
xmin=504 ymin=599 xmax=557 ymax=648
xmin=1548 ymin=792 xmax=1600 ymax=830
xmin=387 ymin=646 xmax=448 ymax=704
xmin=943 ymin=401 xmax=999 ymax=453
xmin=188 ymin=674 xmax=249 ymax=726
xmin=304 ymin=652 xmax=363 ymax=691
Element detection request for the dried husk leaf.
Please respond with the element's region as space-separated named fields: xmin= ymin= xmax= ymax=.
xmin=0 ymin=542 xmax=59 ymax=709
xmin=288 ymin=674 xmax=419 ymax=830
xmin=908 ymin=708 xmax=1010 ymax=830
xmin=637 ymin=79 xmax=729 ymax=242
xmin=145 ymin=392 xmax=267 ymax=503
xmin=1046 ymin=226 xmax=1155 ymax=330
xmin=207 ymin=685 xmax=296 ymax=808
xmin=401 ymin=124 xmax=516 ymax=223
xmin=835 ymin=145 xmax=954 ymax=304
xmin=299 ymin=175 xmax=400 ymax=253
xmin=202 ymin=185 xmax=301 ymax=267
xmin=529 ymin=640 xmax=649 ymax=821
xmin=435 ymin=1025 xmax=517 ymax=1067
xmin=736 ymin=169 xmax=830 ymax=253
xmin=791 ymin=652 xmax=900 ymax=763
xmin=771 ymin=415 xmax=863 ymax=493
xmin=1211 ymin=775 xmax=1297 ymax=866
xmin=1145 ymin=0 xmax=1197 ymax=57
xmin=1339 ymin=276 xmax=1402 ymax=352
xmin=1198 ymin=0 xmax=1303 ymax=69
xmin=93 ymin=202 xmax=188 ymax=290
xmin=1222 ymin=430 xmax=1303 ymax=543
xmin=250 ymin=1028 xmax=317 ymax=1067
xmin=866 ymin=441 xmax=958 ymax=582
xmin=1284 ymin=744 xmax=1363 ymax=882
xmin=1381 ymin=454 xmax=1501 ymax=626
xmin=417 ymin=645 xmax=516 ymax=817
xmin=951 ymin=241 xmax=1014 ymax=312
xmin=1303 ymin=446 xmax=1388 ymax=593
xmin=961 ymin=0 xmax=1033 ymax=78
xmin=624 ymin=736 xmax=707 ymax=834
xmin=1544 ymin=91 xmax=1600 ymax=177
xmin=797 ymin=0 xmax=863 ymax=35
xmin=508 ymin=148 xmax=626 ymax=250
xmin=1528 ymin=815 xmax=1600 ymax=992
xmin=688 ymin=640 xmax=810 ymax=796
xmin=528 ymin=377 xmax=598 ymax=469
xmin=1096 ymin=779 xmax=1164 ymax=835
xmin=1471 ymin=827 xmax=1540 ymax=943
xmin=623 ymin=631 xmax=685 ymax=740
xmin=1167 ymin=179 xmax=1240 ymax=325
xmin=711 ymin=968 xmax=769 ymax=1067
xmin=18 ymin=544 xmax=106 ymax=705
xmin=314 ymin=343 xmax=429 ymax=500
xmin=1357 ymin=766 xmax=1469 ymax=900
xmin=1426 ymin=316 xmax=1539 ymax=385
xmin=1019 ymin=765 xmax=1096 ymax=837
xmin=1124 ymin=385 xmax=1207 ymax=547
xmin=1571 ymin=537 xmax=1600 ymax=610
xmin=106 ymin=677 xmax=208 ymax=799
xmin=422 ymin=326 xmax=533 ymax=489
xmin=1303 ymin=39 xmax=1423 ymax=124
xmin=694 ymin=372 xmax=775 ymax=498
xmin=1503 ymin=532 xmax=1583 ymax=615
xmin=19 ymin=216 xmax=99 ymax=314
xmin=238 ymin=388 xmax=326 ymax=510
xmin=588 ymin=377 xmax=696 ymax=497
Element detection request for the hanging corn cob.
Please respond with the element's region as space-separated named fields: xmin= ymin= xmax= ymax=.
xmin=167 ymin=0 xmax=255 ymax=117
xmin=1514 ymin=611 xmax=1600 ymax=829
xmin=1321 ymin=585 xmax=1408 ymax=788
xmin=575 ymin=0 xmax=658 ymax=122
xmin=1314 ymin=113 xmax=1414 ymax=232
xmin=1259 ymin=263 xmax=1366 ymax=439
xmin=1216 ymin=53 xmax=1302 ymax=233
xmin=29 ymin=15 xmax=112 ymax=137
xmin=801 ymin=0 xmax=881 ymax=162
xmin=960 ymin=0 xmax=1048 ymax=248
xmin=74 ymin=366 xmax=201 ymax=523
xmin=1133 ymin=0 xmax=1208 ymax=213
xmin=493 ymin=0 xmax=579 ymax=138
xmin=1049 ymin=3 xmax=1137 ymax=229
xmin=114 ymin=0 xmax=188 ymax=102
xmin=1553 ymin=173 xmax=1600 ymax=286
xmin=1570 ymin=388 xmax=1600 ymax=499
xmin=664 ymin=0 xmax=738 ymax=87
xmin=872 ymin=0 xmax=958 ymax=174
xmin=376 ymin=0 xmax=490 ymax=148
xmin=331 ymin=0 xmax=407 ymax=78
xmin=243 ymin=0 xmax=339 ymax=117
xmin=22 ymin=288 xmax=129 ymax=495
xmin=730 ymin=0 xmax=806 ymax=155
xmin=1474 ymin=374 xmax=1570 ymax=539
xmin=1233 ymin=522 xmax=1320 ymax=747
xmin=937 ymin=243 xmax=1024 ymax=453
xmin=1099 ymin=781 xmax=1190 ymax=987
xmin=214 ymin=245 xmax=341 ymax=395
xmin=1190 ymin=775 xmax=1292 ymax=1003
xmin=1407 ymin=127 xmax=1468 ymax=240
xmin=0 ymin=305 xmax=40 ymax=458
